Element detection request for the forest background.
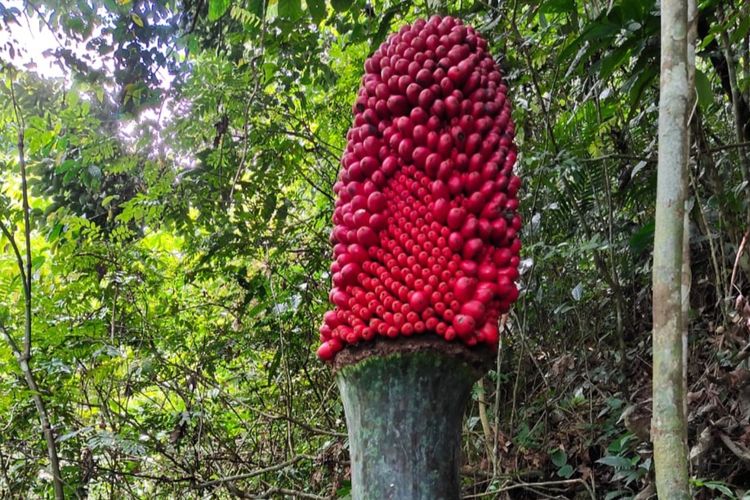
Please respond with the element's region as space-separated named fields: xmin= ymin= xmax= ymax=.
xmin=0 ymin=0 xmax=749 ymax=498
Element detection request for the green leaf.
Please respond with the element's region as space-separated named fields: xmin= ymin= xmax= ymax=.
xmin=627 ymin=65 xmax=657 ymax=117
xmin=597 ymin=455 xmax=632 ymax=469
xmin=102 ymin=194 xmax=120 ymax=207
xmin=262 ymin=192 xmax=277 ymax=221
xmin=331 ymin=0 xmax=352 ymax=12
xmin=31 ymin=255 xmax=46 ymax=270
xmin=557 ymin=464 xmax=574 ymax=478
xmin=88 ymin=165 xmax=102 ymax=179
xmin=186 ymin=34 xmax=200 ymax=54
xmin=263 ymin=62 xmax=277 ymax=81
xmin=541 ymin=0 xmax=575 ymax=14
xmin=249 ymin=0 xmax=264 ymax=17
xmin=731 ymin=12 xmax=750 ymax=44
xmin=47 ymin=223 xmax=64 ymax=242
xmin=307 ymin=0 xmax=326 ymax=23
xmin=130 ymin=12 xmax=144 ymax=27
xmin=621 ymin=0 xmax=655 ymax=22
xmin=370 ymin=6 xmax=399 ymax=50
xmin=695 ymin=69 xmax=713 ymax=110
xmin=265 ymin=0 xmax=278 ymax=19
xmin=208 ymin=0 xmax=231 ymax=21
xmin=550 ymin=449 xmax=567 ymax=467
xmin=336 ymin=481 xmax=352 ymax=498
xmin=279 ymin=0 xmax=302 ymax=19
xmin=604 ymin=490 xmax=630 ymax=500
xmin=629 ymin=221 xmax=654 ymax=254
xmin=558 ymin=20 xmax=619 ymax=63
xmin=598 ymin=43 xmax=632 ymax=82
xmin=700 ymin=480 xmax=735 ymax=497
xmin=58 ymin=426 xmax=93 ymax=443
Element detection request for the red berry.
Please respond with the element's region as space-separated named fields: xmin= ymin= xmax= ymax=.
xmin=453 ymin=314 xmax=476 ymax=337
xmin=460 ymin=300 xmax=486 ymax=320
xmin=317 ymin=342 xmax=335 ymax=360
xmin=454 ymin=276 xmax=476 ymax=302
xmin=367 ymin=192 xmax=386 ymax=212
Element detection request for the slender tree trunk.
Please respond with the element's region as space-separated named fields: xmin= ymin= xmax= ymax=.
xmin=652 ymin=0 xmax=691 ymax=497
xmin=6 ymin=82 xmax=66 ymax=500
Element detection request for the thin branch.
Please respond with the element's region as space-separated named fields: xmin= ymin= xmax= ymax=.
xmin=9 ymin=78 xmax=32 ymax=361
xmin=0 ymin=219 xmax=28 ymax=292
xmin=730 ymin=229 xmax=750 ymax=294
xmin=708 ymin=140 xmax=750 ymax=153
xmin=476 ymin=378 xmax=494 ymax=470
xmin=248 ymin=487 xmax=328 ymax=499
xmin=0 ymin=322 xmax=22 ymax=359
xmin=196 ymin=454 xmax=315 ymax=489
xmin=580 ymin=153 xmax=655 ymax=163
xmin=473 ymin=0 xmax=559 ymax=154
xmin=22 ymin=1 xmax=66 ymax=53
xmin=718 ymin=432 xmax=750 ymax=464
xmin=464 ymin=478 xmax=595 ymax=499
xmin=256 ymin=410 xmax=346 ymax=438
xmin=298 ymin=159 xmax=335 ymax=202
xmin=95 ymin=466 xmax=196 ymax=484
xmin=226 ymin=2 xmax=267 ymax=207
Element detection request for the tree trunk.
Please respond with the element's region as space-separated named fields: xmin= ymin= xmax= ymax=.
xmin=652 ymin=0 xmax=691 ymax=496
xmin=334 ymin=338 xmax=489 ymax=500
xmin=6 ymin=82 xmax=66 ymax=500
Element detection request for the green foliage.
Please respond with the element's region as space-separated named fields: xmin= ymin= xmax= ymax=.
xmin=691 ymin=478 xmax=736 ymax=498
xmin=597 ymin=434 xmax=650 ymax=487
xmin=550 ymin=448 xmax=574 ymax=478
xmin=208 ymin=0 xmax=231 ymax=21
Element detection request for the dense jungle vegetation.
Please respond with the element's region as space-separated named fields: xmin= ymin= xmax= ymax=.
xmin=0 ymin=0 xmax=749 ymax=497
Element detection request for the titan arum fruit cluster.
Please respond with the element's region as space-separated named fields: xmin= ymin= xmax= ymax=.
xmin=318 ymin=16 xmax=521 ymax=361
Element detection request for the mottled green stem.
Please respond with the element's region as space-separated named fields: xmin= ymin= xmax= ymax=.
xmin=336 ymin=343 xmax=486 ymax=500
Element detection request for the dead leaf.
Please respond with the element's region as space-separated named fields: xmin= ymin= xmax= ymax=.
xmin=689 ymin=426 xmax=713 ymax=463
xmin=727 ymin=368 xmax=750 ymax=388
xmin=551 ymin=354 xmax=575 ymax=377
xmin=578 ymin=464 xmax=593 ymax=481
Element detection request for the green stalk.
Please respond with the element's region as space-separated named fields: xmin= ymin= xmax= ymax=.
xmin=335 ymin=338 xmax=489 ymax=500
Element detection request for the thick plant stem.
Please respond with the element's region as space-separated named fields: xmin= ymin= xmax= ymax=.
xmin=336 ymin=341 xmax=487 ymax=500
xmin=652 ymin=0 xmax=691 ymax=497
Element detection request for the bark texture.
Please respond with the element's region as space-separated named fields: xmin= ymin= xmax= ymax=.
xmin=335 ymin=338 xmax=489 ymax=500
xmin=652 ymin=0 xmax=691 ymax=497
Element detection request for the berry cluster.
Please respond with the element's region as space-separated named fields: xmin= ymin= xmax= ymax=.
xmin=318 ymin=16 xmax=521 ymax=361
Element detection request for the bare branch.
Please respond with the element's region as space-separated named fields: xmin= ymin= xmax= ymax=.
xmin=248 ymin=487 xmax=328 ymax=499
xmin=718 ymin=432 xmax=750 ymax=464
xmin=8 ymin=76 xmax=32 ymax=361
xmin=0 ymin=322 xmax=22 ymax=359
xmin=197 ymin=454 xmax=315 ymax=489
xmin=463 ymin=478 xmax=595 ymax=499
xmin=0 ymin=219 xmax=28 ymax=294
